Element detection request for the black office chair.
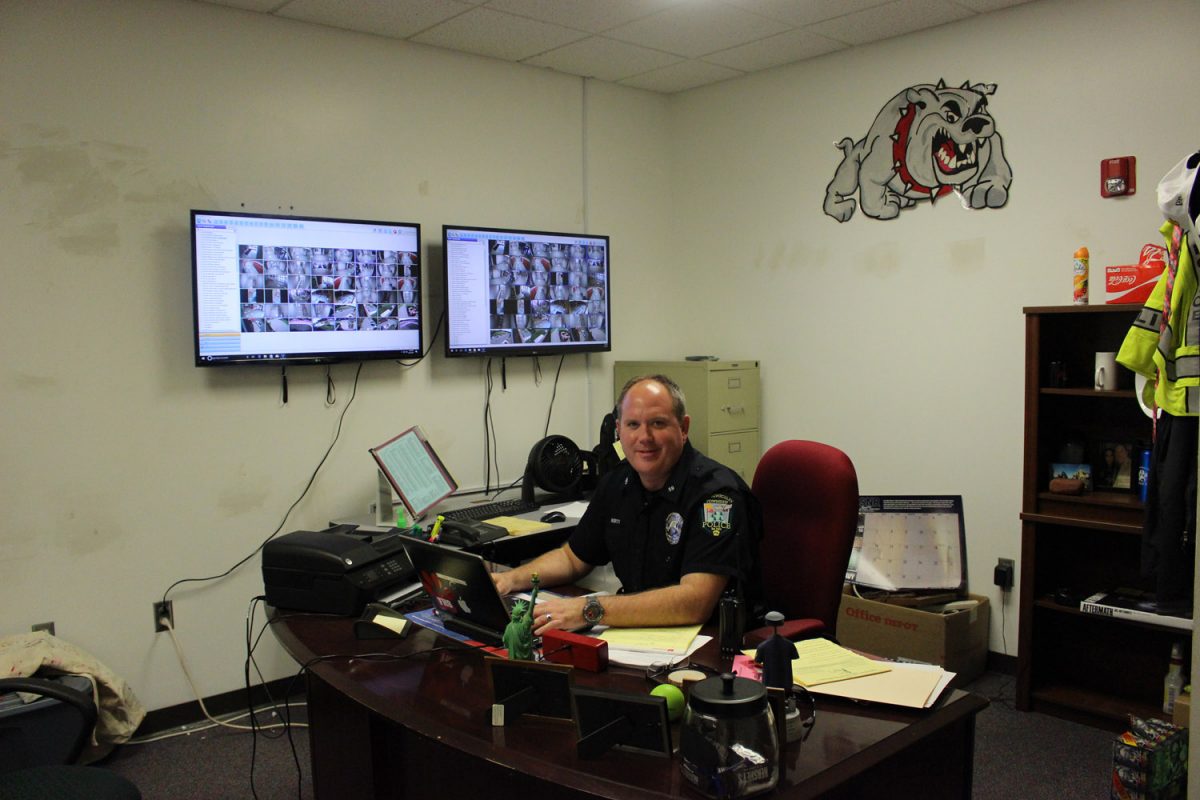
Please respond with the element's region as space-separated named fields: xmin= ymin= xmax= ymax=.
xmin=0 ymin=676 xmax=141 ymax=800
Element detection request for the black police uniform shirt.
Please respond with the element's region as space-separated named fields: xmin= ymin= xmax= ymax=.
xmin=568 ymin=441 xmax=761 ymax=602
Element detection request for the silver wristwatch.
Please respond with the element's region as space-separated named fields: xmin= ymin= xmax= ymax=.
xmin=582 ymin=594 xmax=605 ymax=625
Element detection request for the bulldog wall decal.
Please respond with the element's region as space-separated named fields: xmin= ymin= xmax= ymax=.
xmin=823 ymin=80 xmax=1012 ymax=222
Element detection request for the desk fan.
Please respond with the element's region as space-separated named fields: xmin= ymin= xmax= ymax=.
xmin=521 ymin=435 xmax=595 ymax=504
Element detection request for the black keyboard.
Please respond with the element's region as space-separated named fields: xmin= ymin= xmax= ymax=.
xmin=439 ymin=498 xmax=539 ymax=522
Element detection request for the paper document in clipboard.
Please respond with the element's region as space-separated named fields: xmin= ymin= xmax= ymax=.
xmin=369 ymin=426 xmax=458 ymax=521
xmin=845 ymin=495 xmax=967 ymax=592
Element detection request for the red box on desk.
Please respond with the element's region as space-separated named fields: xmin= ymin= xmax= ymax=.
xmin=541 ymin=629 xmax=608 ymax=672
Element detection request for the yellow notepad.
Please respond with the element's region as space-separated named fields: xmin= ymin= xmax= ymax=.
xmin=790 ymin=638 xmax=891 ymax=686
xmin=743 ymin=637 xmax=891 ymax=687
xmin=599 ymin=624 xmax=702 ymax=654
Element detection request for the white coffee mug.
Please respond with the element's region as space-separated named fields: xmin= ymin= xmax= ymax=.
xmin=1095 ymin=352 xmax=1117 ymax=391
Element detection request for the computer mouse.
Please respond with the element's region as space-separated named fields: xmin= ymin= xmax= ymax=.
xmin=540 ymin=510 xmax=567 ymax=524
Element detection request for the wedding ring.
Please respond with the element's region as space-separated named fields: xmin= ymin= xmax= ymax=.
xmin=545 ymin=613 xmax=552 ymax=621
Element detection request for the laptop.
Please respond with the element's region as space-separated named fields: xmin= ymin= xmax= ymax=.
xmin=403 ymin=537 xmax=515 ymax=645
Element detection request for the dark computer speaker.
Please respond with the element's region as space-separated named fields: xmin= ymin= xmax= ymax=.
xmin=521 ymin=435 xmax=596 ymax=504
xmin=592 ymin=405 xmax=623 ymax=477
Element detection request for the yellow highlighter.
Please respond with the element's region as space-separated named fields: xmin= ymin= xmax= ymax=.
xmin=429 ymin=514 xmax=445 ymax=542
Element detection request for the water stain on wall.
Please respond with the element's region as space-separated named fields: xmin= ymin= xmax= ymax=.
xmin=8 ymin=371 xmax=61 ymax=393
xmin=217 ymin=486 xmax=270 ymax=517
xmin=947 ymin=238 xmax=986 ymax=273
xmin=753 ymin=241 xmax=830 ymax=273
xmin=54 ymin=507 xmax=118 ymax=559
xmin=860 ymin=241 xmax=900 ymax=276
xmin=3 ymin=125 xmax=211 ymax=257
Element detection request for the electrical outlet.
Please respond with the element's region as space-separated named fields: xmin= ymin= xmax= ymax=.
xmin=31 ymin=621 xmax=55 ymax=636
xmin=994 ymin=558 xmax=1015 ymax=591
xmin=154 ymin=601 xmax=174 ymax=633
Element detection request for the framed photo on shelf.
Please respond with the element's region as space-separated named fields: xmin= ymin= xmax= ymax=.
xmin=1050 ymin=463 xmax=1092 ymax=491
xmin=1093 ymin=441 xmax=1135 ymax=490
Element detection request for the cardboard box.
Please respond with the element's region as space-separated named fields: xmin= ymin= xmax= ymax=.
xmin=1172 ymin=692 xmax=1190 ymax=728
xmin=1105 ymin=243 xmax=1166 ymax=305
xmin=836 ymin=587 xmax=989 ymax=684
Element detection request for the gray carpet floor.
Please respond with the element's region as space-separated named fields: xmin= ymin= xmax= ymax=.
xmin=99 ymin=671 xmax=1120 ymax=799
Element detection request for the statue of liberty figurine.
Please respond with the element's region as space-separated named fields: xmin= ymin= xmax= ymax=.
xmin=502 ymin=572 xmax=539 ymax=660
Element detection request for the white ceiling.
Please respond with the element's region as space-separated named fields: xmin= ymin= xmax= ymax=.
xmin=196 ymin=0 xmax=1036 ymax=94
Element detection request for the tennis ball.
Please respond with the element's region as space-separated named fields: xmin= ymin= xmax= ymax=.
xmin=650 ymin=683 xmax=686 ymax=721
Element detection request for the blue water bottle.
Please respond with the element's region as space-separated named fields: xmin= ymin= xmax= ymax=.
xmin=1137 ymin=448 xmax=1151 ymax=503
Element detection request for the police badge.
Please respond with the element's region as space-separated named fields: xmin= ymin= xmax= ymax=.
xmin=702 ymin=494 xmax=733 ymax=536
xmin=664 ymin=512 xmax=683 ymax=545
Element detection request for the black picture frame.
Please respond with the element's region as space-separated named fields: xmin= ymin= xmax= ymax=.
xmin=486 ymin=656 xmax=575 ymax=725
xmin=571 ymin=686 xmax=672 ymax=758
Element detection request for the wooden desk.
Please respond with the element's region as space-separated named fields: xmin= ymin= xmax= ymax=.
xmin=272 ymin=611 xmax=986 ymax=800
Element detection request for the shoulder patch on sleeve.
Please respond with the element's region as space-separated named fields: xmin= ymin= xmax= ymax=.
xmin=701 ymin=493 xmax=734 ymax=536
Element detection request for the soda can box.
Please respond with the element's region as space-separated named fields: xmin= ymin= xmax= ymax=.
xmin=1111 ymin=719 xmax=1188 ymax=800
xmin=1106 ymin=244 xmax=1167 ymax=305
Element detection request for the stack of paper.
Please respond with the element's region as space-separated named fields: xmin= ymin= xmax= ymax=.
xmin=735 ymin=638 xmax=954 ymax=709
xmin=809 ymin=661 xmax=952 ymax=708
xmin=487 ymin=516 xmax=552 ymax=535
xmin=597 ymin=625 xmax=708 ymax=667
xmin=788 ymin=637 xmax=891 ymax=686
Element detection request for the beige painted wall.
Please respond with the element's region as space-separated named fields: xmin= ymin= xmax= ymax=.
xmin=664 ymin=0 xmax=1200 ymax=662
xmin=0 ymin=0 xmax=671 ymax=710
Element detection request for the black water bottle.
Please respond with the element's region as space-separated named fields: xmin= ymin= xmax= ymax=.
xmin=718 ymin=592 xmax=744 ymax=655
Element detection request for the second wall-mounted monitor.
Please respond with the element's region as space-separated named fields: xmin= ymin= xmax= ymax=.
xmin=443 ymin=225 xmax=610 ymax=358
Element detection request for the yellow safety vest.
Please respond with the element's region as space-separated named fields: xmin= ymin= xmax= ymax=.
xmin=1117 ymin=221 xmax=1200 ymax=416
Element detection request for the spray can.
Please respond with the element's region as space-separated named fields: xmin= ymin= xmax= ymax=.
xmin=1073 ymin=247 xmax=1089 ymax=305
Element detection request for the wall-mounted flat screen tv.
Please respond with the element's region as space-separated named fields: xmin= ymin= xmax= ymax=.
xmin=443 ymin=225 xmax=610 ymax=358
xmin=191 ymin=210 xmax=422 ymax=366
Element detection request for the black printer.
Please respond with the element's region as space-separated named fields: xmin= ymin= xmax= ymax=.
xmin=262 ymin=526 xmax=417 ymax=615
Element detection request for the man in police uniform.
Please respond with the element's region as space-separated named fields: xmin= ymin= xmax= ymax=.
xmin=493 ymin=375 xmax=762 ymax=634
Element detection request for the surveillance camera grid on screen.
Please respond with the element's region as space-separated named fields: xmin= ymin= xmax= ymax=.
xmin=239 ymin=245 xmax=420 ymax=334
xmin=488 ymin=237 xmax=607 ymax=347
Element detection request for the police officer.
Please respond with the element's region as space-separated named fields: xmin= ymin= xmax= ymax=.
xmin=493 ymin=375 xmax=762 ymax=634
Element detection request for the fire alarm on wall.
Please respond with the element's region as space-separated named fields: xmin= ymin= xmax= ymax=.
xmin=1101 ymin=156 xmax=1136 ymax=197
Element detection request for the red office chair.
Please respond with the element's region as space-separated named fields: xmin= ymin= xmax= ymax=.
xmin=744 ymin=440 xmax=859 ymax=646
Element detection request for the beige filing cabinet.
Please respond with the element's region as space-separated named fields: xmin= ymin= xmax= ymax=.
xmin=613 ymin=360 xmax=760 ymax=481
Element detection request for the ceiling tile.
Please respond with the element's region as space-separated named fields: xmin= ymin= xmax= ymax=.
xmin=200 ymin=0 xmax=284 ymax=12
xmin=525 ymin=36 xmax=683 ymax=83
xmin=483 ymin=0 xmax=684 ymax=34
xmin=277 ymin=0 xmax=474 ymax=39
xmin=411 ymin=6 xmax=589 ymax=62
xmin=619 ymin=59 xmax=744 ymax=93
xmin=806 ymin=0 xmax=975 ymax=46
xmin=951 ymin=0 xmax=1035 ymax=11
xmin=703 ymin=28 xmax=845 ymax=72
xmin=604 ymin=0 xmax=791 ymax=58
xmin=723 ymin=0 xmax=895 ymax=26
xmin=194 ymin=0 xmax=1040 ymax=94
